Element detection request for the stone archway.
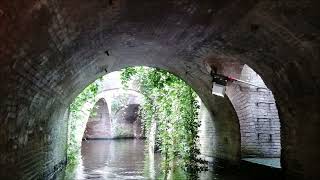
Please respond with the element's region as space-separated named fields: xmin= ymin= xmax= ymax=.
xmin=206 ymin=60 xmax=282 ymax=164
xmin=0 ymin=1 xmax=319 ymax=179
xmin=83 ymin=98 xmax=111 ymax=139
xmin=227 ymin=65 xmax=281 ymax=159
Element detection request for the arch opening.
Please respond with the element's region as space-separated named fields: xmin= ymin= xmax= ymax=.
xmin=226 ymin=65 xmax=281 ymax=168
xmin=64 ymin=66 xmax=241 ymax=179
xmin=205 ymin=59 xmax=282 ymax=168
xmin=1 ymin=1 xmax=319 ymax=179
xmin=83 ymin=98 xmax=111 ymax=140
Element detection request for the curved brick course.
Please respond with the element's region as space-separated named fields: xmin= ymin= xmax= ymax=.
xmin=0 ymin=0 xmax=319 ymax=179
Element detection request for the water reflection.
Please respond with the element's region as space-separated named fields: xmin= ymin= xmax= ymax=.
xmin=63 ymin=139 xmax=161 ymax=180
xmin=61 ymin=139 xmax=282 ymax=180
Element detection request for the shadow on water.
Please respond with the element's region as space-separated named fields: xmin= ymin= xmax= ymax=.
xmin=57 ymin=139 xmax=283 ymax=180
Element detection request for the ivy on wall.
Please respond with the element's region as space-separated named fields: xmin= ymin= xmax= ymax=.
xmin=66 ymin=67 xmax=207 ymax=178
xmin=121 ymin=67 xmax=206 ymax=179
xmin=67 ymin=78 xmax=102 ymax=164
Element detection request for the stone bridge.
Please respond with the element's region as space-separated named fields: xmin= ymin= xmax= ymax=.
xmin=0 ymin=0 xmax=319 ymax=179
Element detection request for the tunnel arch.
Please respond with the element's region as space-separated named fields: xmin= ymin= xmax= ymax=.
xmin=83 ymin=98 xmax=112 ymax=140
xmin=206 ymin=61 xmax=282 ymax=159
xmin=0 ymin=1 xmax=319 ymax=179
xmin=202 ymin=60 xmax=282 ymax=165
xmin=224 ymin=65 xmax=281 ymax=160
xmin=91 ymin=66 xmax=241 ymax=162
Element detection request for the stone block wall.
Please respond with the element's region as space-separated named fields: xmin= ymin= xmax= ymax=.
xmin=4 ymin=1 xmax=319 ymax=178
xmin=198 ymin=100 xmax=217 ymax=162
xmin=226 ymin=65 xmax=281 ymax=158
xmin=83 ymin=99 xmax=111 ymax=139
xmin=197 ymin=98 xmax=240 ymax=165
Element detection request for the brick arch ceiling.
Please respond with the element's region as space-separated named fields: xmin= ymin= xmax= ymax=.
xmin=0 ymin=0 xmax=319 ymax=179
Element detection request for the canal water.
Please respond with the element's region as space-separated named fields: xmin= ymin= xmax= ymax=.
xmin=60 ymin=139 xmax=282 ymax=180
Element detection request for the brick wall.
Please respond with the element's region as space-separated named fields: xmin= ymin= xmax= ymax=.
xmin=83 ymin=99 xmax=112 ymax=139
xmin=198 ymin=100 xmax=217 ymax=162
xmin=226 ymin=65 xmax=281 ymax=158
xmin=2 ymin=0 xmax=319 ymax=179
xmin=198 ymin=97 xmax=241 ymax=165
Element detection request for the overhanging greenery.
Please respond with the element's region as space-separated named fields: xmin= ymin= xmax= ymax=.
xmin=121 ymin=67 xmax=205 ymax=178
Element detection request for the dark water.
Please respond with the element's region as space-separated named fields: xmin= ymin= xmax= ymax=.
xmin=60 ymin=139 xmax=282 ymax=180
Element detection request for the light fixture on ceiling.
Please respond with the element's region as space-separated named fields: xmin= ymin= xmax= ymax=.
xmin=211 ymin=72 xmax=267 ymax=97
xmin=211 ymin=73 xmax=228 ymax=97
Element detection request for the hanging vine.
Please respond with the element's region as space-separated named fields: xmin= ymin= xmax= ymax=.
xmin=121 ymin=67 xmax=206 ymax=179
xmin=67 ymin=78 xmax=102 ymax=164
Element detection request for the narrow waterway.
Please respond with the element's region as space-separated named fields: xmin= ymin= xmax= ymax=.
xmin=60 ymin=139 xmax=281 ymax=180
xmin=62 ymin=139 xmax=160 ymax=179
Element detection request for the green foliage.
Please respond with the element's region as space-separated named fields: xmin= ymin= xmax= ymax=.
xmin=121 ymin=67 xmax=205 ymax=179
xmin=113 ymin=125 xmax=133 ymax=137
xmin=67 ymin=79 xmax=102 ymax=165
xmin=111 ymin=94 xmax=129 ymax=117
xmin=69 ymin=80 xmax=101 ymax=113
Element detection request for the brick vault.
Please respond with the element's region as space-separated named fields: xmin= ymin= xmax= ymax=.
xmin=0 ymin=0 xmax=319 ymax=179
